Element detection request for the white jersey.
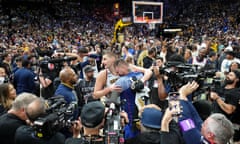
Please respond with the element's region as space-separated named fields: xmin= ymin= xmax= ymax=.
xmin=103 ymin=69 xmax=120 ymax=104
xmin=192 ymin=56 xmax=207 ymax=68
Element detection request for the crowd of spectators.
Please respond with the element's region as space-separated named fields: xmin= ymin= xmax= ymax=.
xmin=0 ymin=0 xmax=240 ymax=143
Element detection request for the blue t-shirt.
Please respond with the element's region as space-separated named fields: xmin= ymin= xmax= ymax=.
xmin=54 ymin=84 xmax=77 ymax=104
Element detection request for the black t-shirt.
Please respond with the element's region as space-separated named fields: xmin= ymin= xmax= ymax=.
xmin=0 ymin=113 xmax=26 ymax=144
xmin=41 ymin=73 xmax=55 ymax=99
xmin=212 ymin=88 xmax=240 ymax=120
xmin=65 ymin=137 xmax=104 ymax=144
xmin=15 ymin=125 xmax=65 ymax=144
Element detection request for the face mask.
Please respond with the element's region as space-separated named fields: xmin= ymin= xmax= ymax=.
xmin=0 ymin=77 xmax=7 ymax=84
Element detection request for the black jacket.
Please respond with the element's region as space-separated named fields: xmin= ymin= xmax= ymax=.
xmin=15 ymin=125 xmax=65 ymax=144
xmin=126 ymin=131 xmax=161 ymax=144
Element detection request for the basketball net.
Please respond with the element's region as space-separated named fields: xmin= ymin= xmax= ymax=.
xmin=147 ymin=20 xmax=156 ymax=30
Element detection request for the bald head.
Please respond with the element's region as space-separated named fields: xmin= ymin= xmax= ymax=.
xmin=59 ymin=67 xmax=77 ymax=85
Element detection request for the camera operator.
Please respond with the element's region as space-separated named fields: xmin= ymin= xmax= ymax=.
xmin=54 ymin=47 xmax=101 ymax=79
xmin=149 ymin=57 xmax=168 ymax=109
xmin=38 ymin=67 xmax=55 ymax=99
xmin=0 ymin=93 xmax=38 ymax=144
xmin=177 ymin=81 xmax=234 ymax=144
xmin=210 ymin=70 xmax=240 ymax=142
xmin=15 ymin=98 xmax=65 ymax=144
xmin=66 ymin=101 xmax=129 ymax=144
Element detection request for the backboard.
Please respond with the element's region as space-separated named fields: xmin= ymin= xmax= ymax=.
xmin=132 ymin=1 xmax=163 ymax=24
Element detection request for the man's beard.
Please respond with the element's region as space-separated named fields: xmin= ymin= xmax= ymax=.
xmin=87 ymin=74 xmax=94 ymax=80
xmin=70 ymin=79 xmax=77 ymax=85
xmin=224 ymin=78 xmax=234 ymax=85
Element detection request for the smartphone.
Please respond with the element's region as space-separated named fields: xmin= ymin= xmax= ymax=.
xmin=168 ymin=92 xmax=181 ymax=122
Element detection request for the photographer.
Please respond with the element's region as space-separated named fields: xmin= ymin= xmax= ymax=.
xmin=210 ymin=70 xmax=240 ymax=142
xmin=15 ymin=98 xmax=65 ymax=144
xmin=0 ymin=93 xmax=38 ymax=144
xmin=149 ymin=57 xmax=168 ymax=109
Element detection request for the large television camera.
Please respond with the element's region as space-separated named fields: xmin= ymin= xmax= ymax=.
xmin=35 ymin=46 xmax=77 ymax=75
xmin=39 ymin=56 xmax=77 ymax=76
xmin=33 ymin=96 xmax=77 ymax=139
xmin=160 ymin=62 xmax=221 ymax=99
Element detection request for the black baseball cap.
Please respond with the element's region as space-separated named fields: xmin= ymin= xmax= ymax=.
xmin=80 ymin=101 xmax=105 ymax=128
xmin=84 ymin=65 xmax=94 ymax=73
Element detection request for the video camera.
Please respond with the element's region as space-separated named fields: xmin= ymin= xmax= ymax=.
xmin=159 ymin=62 xmax=221 ymax=99
xmin=33 ymin=96 xmax=77 ymax=139
xmin=104 ymin=102 xmax=125 ymax=144
xmin=35 ymin=46 xmax=77 ymax=75
xmin=39 ymin=56 xmax=77 ymax=75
